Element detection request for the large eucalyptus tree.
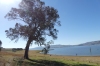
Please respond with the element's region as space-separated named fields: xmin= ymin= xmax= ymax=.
xmin=5 ymin=0 xmax=61 ymax=59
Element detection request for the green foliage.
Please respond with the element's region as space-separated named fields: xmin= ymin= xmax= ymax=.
xmin=5 ymin=0 xmax=61 ymax=59
xmin=5 ymin=0 xmax=61 ymax=45
xmin=42 ymin=48 xmax=48 ymax=54
xmin=41 ymin=40 xmax=53 ymax=54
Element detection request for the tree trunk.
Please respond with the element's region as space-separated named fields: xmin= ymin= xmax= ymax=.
xmin=0 ymin=47 xmax=1 ymax=52
xmin=24 ymin=39 xmax=32 ymax=59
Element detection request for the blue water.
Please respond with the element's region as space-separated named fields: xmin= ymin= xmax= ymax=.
xmin=31 ymin=45 xmax=100 ymax=56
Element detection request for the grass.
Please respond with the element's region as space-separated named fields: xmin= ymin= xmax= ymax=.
xmin=0 ymin=50 xmax=100 ymax=66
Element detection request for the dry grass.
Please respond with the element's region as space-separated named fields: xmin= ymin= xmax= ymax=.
xmin=0 ymin=50 xmax=100 ymax=66
xmin=28 ymin=50 xmax=100 ymax=65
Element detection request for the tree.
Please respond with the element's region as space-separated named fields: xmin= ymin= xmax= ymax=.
xmin=0 ymin=40 xmax=2 ymax=51
xmin=42 ymin=40 xmax=53 ymax=54
xmin=46 ymin=40 xmax=54 ymax=49
xmin=5 ymin=0 xmax=61 ymax=59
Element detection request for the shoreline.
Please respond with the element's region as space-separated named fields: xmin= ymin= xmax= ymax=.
xmin=36 ymin=50 xmax=100 ymax=57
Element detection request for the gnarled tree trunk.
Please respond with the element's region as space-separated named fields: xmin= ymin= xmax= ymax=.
xmin=24 ymin=39 xmax=32 ymax=59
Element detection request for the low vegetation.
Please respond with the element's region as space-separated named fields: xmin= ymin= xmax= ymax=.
xmin=0 ymin=50 xmax=100 ymax=66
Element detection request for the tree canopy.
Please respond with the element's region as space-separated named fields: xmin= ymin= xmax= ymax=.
xmin=5 ymin=0 xmax=61 ymax=59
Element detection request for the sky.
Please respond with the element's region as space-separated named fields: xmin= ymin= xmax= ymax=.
xmin=0 ymin=0 xmax=100 ymax=48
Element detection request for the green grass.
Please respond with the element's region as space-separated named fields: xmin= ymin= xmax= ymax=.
xmin=0 ymin=50 xmax=100 ymax=66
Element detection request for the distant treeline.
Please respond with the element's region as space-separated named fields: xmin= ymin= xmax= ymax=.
xmin=12 ymin=48 xmax=23 ymax=52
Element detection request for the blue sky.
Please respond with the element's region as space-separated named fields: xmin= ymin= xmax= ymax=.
xmin=0 ymin=0 xmax=100 ymax=48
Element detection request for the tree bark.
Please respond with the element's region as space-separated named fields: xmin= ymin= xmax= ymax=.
xmin=24 ymin=39 xmax=32 ymax=59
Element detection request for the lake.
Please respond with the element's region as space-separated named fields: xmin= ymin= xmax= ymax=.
xmin=30 ymin=45 xmax=100 ymax=56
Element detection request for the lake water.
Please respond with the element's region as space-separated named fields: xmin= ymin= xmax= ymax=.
xmin=31 ymin=45 xmax=100 ymax=56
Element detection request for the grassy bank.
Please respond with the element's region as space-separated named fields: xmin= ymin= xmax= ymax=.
xmin=0 ymin=50 xmax=100 ymax=66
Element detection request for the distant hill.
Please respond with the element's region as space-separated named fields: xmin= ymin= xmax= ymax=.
xmin=30 ymin=40 xmax=100 ymax=50
xmin=77 ymin=40 xmax=100 ymax=46
xmin=30 ymin=45 xmax=74 ymax=50
xmin=50 ymin=40 xmax=100 ymax=47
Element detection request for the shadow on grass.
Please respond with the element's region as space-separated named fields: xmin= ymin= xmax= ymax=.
xmin=72 ymin=64 xmax=94 ymax=66
xmin=26 ymin=59 xmax=94 ymax=66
